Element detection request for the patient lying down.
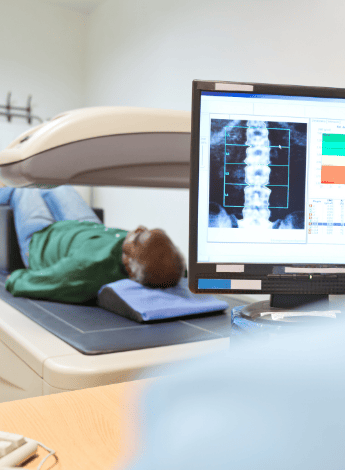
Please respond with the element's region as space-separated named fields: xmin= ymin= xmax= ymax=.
xmin=1 ymin=186 xmax=185 ymax=303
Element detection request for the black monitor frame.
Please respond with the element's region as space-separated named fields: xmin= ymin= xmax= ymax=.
xmin=189 ymin=80 xmax=345 ymax=305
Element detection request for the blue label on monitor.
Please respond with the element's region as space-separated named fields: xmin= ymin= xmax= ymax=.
xmin=198 ymin=279 xmax=231 ymax=289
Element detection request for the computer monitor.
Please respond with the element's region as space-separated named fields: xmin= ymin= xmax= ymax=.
xmin=189 ymin=80 xmax=345 ymax=315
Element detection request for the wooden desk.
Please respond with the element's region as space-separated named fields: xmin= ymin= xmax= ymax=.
xmin=0 ymin=379 xmax=154 ymax=470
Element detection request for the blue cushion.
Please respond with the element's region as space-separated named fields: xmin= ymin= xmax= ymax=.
xmin=97 ymin=278 xmax=229 ymax=322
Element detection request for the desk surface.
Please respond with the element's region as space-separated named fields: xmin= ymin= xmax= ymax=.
xmin=0 ymin=379 xmax=153 ymax=470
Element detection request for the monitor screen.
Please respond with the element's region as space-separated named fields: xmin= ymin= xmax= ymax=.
xmin=189 ymin=80 xmax=345 ymax=298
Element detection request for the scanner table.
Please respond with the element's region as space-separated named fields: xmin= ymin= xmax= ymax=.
xmin=0 ymin=205 xmax=245 ymax=403
xmin=0 ymin=273 xmax=243 ymax=403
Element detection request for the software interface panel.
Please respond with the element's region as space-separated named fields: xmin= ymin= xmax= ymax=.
xmin=198 ymin=92 xmax=345 ymax=265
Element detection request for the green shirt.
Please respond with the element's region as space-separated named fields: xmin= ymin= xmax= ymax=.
xmin=5 ymin=220 xmax=129 ymax=303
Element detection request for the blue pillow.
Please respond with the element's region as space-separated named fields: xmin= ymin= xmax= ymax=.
xmin=97 ymin=278 xmax=229 ymax=322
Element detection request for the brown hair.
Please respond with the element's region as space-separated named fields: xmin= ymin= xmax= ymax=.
xmin=141 ymin=236 xmax=185 ymax=288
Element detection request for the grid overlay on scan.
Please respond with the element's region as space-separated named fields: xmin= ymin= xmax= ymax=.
xmin=223 ymin=124 xmax=291 ymax=209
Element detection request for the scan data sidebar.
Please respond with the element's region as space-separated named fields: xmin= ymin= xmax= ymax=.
xmin=308 ymin=119 xmax=345 ymax=244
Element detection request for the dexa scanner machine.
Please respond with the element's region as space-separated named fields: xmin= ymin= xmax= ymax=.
xmin=0 ymin=106 xmax=191 ymax=188
xmin=0 ymin=107 xmax=242 ymax=403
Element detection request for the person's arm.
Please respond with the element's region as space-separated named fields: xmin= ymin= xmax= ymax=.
xmin=5 ymin=255 xmax=114 ymax=303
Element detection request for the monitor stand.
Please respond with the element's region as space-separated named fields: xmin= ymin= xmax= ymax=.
xmin=240 ymin=294 xmax=331 ymax=321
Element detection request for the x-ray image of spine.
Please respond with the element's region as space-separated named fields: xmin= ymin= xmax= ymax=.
xmin=208 ymin=119 xmax=307 ymax=229
xmin=238 ymin=121 xmax=272 ymax=229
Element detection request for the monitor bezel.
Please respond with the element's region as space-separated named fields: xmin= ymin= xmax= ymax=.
xmin=189 ymin=79 xmax=345 ymax=294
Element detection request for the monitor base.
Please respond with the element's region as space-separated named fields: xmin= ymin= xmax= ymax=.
xmin=240 ymin=294 xmax=330 ymax=321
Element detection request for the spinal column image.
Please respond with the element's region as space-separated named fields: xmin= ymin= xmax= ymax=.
xmin=208 ymin=119 xmax=307 ymax=229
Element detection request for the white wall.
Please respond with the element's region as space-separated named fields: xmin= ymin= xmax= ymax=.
xmin=84 ymin=0 xmax=345 ymax=261
xmin=85 ymin=0 xmax=345 ymax=109
xmin=0 ymin=0 xmax=87 ymax=122
xmin=0 ymin=0 xmax=90 ymax=202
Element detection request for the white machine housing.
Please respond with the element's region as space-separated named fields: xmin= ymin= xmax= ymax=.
xmin=0 ymin=107 xmax=191 ymax=188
